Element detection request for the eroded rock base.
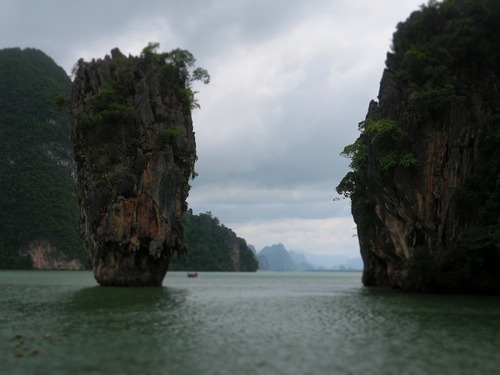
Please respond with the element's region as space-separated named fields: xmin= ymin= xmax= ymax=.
xmin=93 ymin=249 xmax=169 ymax=287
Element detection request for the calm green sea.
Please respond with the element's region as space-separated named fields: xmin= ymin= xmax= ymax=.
xmin=1 ymin=271 xmax=499 ymax=375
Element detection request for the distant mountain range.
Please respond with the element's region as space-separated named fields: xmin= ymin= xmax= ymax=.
xmin=255 ymin=243 xmax=362 ymax=271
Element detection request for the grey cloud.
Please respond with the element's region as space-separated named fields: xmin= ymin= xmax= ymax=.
xmin=0 ymin=0 xmax=425 ymax=256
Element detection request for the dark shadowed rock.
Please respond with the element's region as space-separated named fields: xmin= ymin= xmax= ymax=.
xmin=71 ymin=47 xmax=198 ymax=286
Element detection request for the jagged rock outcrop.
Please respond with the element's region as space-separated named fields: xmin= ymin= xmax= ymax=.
xmin=338 ymin=1 xmax=500 ymax=293
xmin=71 ymin=47 xmax=200 ymax=286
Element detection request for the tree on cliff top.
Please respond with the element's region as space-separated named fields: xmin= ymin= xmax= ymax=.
xmin=142 ymin=43 xmax=210 ymax=84
xmin=141 ymin=42 xmax=210 ymax=109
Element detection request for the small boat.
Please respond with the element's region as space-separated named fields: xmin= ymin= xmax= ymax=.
xmin=187 ymin=272 xmax=198 ymax=278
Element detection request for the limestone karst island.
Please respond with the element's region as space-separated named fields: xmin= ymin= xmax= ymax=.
xmin=337 ymin=0 xmax=500 ymax=293
xmin=71 ymin=45 xmax=209 ymax=286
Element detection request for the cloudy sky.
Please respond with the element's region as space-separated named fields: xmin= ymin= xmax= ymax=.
xmin=1 ymin=0 xmax=426 ymax=258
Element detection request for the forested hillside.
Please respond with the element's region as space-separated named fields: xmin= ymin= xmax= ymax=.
xmin=0 ymin=47 xmax=86 ymax=268
xmin=170 ymin=210 xmax=259 ymax=272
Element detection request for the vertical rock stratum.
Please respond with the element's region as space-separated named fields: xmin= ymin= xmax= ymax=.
xmin=337 ymin=0 xmax=500 ymax=293
xmin=71 ymin=46 xmax=207 ymax=286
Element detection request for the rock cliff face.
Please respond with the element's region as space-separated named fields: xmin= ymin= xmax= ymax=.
xmin=71 ymin=48 xmax=198 ymax=286
xmin=338 ymin=1 xmax=500 ymax=293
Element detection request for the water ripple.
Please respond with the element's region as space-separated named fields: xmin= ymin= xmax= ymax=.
xmin=2 ymin=271 xmax=500 ymax=374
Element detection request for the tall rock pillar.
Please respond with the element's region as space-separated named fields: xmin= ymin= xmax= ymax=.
xmin=71 ymin=47 xmax=201 ymax=286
